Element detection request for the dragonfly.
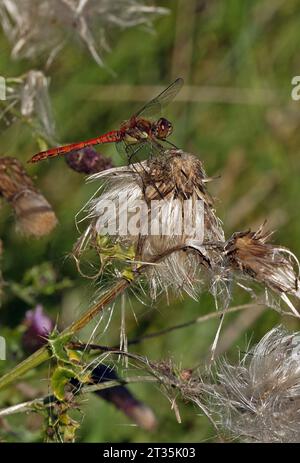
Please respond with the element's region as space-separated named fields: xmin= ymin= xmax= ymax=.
xmin=28 ymin=78 xmax=184 ymax=164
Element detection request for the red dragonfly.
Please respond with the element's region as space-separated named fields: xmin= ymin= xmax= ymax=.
xmin=29 ymin=78 xmax=184 ymax=164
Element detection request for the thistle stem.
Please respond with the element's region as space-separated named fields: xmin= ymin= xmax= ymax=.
xmin=0 ymin=244 xmax=191 ymax=392
xmin=0 ymin=375 xmax=157 ymax=418
xmin=0 ymin=346 xmax=51 ymax=391
xmin=0 ymin=277 xmax=131 ymax=391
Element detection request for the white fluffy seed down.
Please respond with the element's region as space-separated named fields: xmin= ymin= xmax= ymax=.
xmin=79 ymin=150 xmax=225 ymax=299
xmin=0 ymin=0 xmax=168 ymax=65
xmin=206 ymin=327 xmax=300 ymax=443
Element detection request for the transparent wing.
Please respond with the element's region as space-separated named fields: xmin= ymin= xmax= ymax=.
xmin=135 ymin=78 xmax=184 ymax=119
xmin=116 ymin=140 xmax=171 ymax=200
xmin=122 ymin=140 xmax=155 ymax=164
xmin=115 ymin=140 xmax=129 ymax=161
xmin=116 ymin=140 xmax=152 ymax=165
xmin=126 ymin=143 xmax=152 ymax=164
xmin=116 ymin=138 xmax=173 ymax=165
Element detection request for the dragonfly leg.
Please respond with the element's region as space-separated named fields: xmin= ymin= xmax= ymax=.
xmin=126 ymin=143 xmax=144 ymax=165
xmin=160 ymin=139 xmax=179 ymax=150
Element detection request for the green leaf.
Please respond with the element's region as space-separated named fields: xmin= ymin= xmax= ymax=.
xmin=97 ymin=235 xmax=136 ymax=261
xmin=51 ymin=366 xmax=75 ymax=401
xmin=48 ymin=331 xmax=73 ymax=364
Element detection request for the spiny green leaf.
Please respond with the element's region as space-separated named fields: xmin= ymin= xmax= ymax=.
xmin=121 ymin=267 xmax=136 ymax=282
xmin=97 ymin=235 xmax=136 ymax=261
xmin=48 ymin=331 xmax=73 ymax=364
xmin=51 ymin=366 xmax=75 ymax=401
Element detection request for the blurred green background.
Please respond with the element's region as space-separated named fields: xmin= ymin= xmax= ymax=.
xmin=0 ymin=0 xmax=300 ymax=442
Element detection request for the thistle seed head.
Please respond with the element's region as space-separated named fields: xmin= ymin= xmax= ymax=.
xmin=5 ymin=70 xmax=56 ymax=142
xmin=0 ymin=157 xmax=58 ymax=237
xmin=206 ymin=327 xmax=300 ymax=442
xmin=76 ymin=150 xmax=224 ymax=299
xmin=224 ymin=225 xmax=300 ymax=315
xmin=0 ymin=0 xmax=168 ymax=66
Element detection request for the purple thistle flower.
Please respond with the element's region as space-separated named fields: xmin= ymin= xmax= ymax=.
xmin=92 ymin=365 xmax=157 ymax=430
xmin=65 ymin=148 xmax=113 ymax=174
xmin=22 ymin=304 xmax=54 ymax=353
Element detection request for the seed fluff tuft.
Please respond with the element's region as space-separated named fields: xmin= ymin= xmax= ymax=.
xmin=75 ymin=149 xmax=225 ymax=300
xmin=205 ymin=326 xmax=300 ymax=442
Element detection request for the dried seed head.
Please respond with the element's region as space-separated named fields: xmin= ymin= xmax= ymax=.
xmin=225 ymin=225 xmax=300 ymax=315
xmin=206 ymin=327 xmax=300 ymax=442
xmin=77 ymin=149 xmax=224 ymax=299
xmin=0 ymin=0 xmax=168 ymax=66
xmin=180 ymin=368 xmax=193 ymax=381
xmin=4 ymin=71 xmax=55 ymax=142
xmin=13 ymin=190 xmax=58 ymax=237
xmin=65 ymin=147 xmax=113 ymax=174
xmin=0 ymin=157 xmax=57 ymax=237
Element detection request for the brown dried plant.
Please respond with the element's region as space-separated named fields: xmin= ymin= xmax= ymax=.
xmin=0 ymin=156 xmax=57 ymax=237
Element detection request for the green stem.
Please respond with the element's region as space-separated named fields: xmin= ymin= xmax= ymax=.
xmin=0 ymin=277 xmax=131 ymax=391
xmin=0 ymin=346 xmax=51 ymax=391
xmin=63 ymin=278 xmax=130 ymax=335
xmin=0 ymin=244 xmax=187 ymax=392
xmin=0 ymin=376 xmax=157 ymax=418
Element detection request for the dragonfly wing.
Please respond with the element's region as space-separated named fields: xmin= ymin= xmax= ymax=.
xmin=125 ymin=141 xmax=153 ymax=164
xmin=115 ymin=140 xmax=129 ymax=162
xmin=124 ymin=142 xmax=168 ymax=200
xmin=135 ymin=78 xmax=184 ymax=119
xmin=116 ymin=139 xmax=155 ymax=164
xmin=116 ymin=140 xmax=179 ymax=200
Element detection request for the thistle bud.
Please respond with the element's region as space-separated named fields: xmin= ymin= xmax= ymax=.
xmin=90 ymin=365 xmax=157 ymax=431
xmin=65 ymin=148 xmax=113 ymax=174
xmin=22 ymin=305 xmax=54 ymax=353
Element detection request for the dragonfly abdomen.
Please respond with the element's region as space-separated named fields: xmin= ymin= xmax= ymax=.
xmin=96 ymin=130 xmax=122 ymax=143
xmin=29 ymin=130 xmax=122 ymax=163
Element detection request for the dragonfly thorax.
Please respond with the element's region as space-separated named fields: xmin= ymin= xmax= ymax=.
xmin=122 ymin=118 xmax=152 ymax=144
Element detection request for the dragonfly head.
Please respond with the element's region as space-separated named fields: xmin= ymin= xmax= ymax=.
xmin=153 ymin=117 xmax=173 ymax=139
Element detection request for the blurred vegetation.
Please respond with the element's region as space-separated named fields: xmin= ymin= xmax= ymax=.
xmin=0 ymin=0 xmax=300 ymax=442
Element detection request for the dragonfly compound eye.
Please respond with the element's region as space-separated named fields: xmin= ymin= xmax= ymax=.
xmin=155 ymin=118 xmax=173 ymax=139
